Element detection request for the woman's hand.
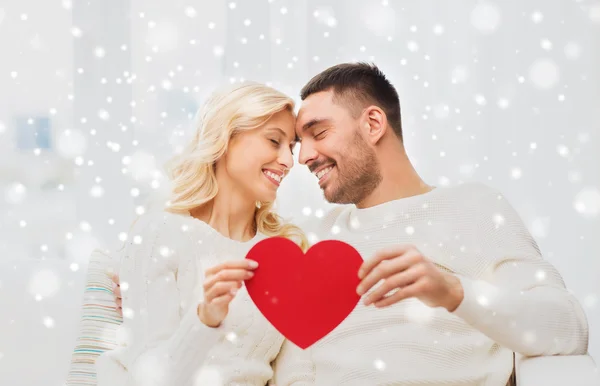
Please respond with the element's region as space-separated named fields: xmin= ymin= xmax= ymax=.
xmin=197 ymin=259 xmax=258 ymax=327
xmin=111 ymin=274 xmax=122 ymax=317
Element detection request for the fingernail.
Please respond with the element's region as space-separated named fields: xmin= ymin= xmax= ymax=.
xmin=248 ymin=260 xmax=258 ymax=269
xmin=357 ymin=269 xmax=364 ymax=279
xmin=230 ymin=288 xmax=238 ymax=295
xmin=356 ymin=286 xmax=364 ymax=296
xmin=247 ymin=271 xmax=254 ymax=278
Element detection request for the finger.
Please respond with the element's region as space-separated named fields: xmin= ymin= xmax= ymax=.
xmin=358 ymin=244 xmax=415 ymax=279
xmin=211 ymin=293 xmax=234 ymax=306
xmin=203 ymin=269 xmax=254 ymax=291
xmin=112 ymin=273 xmax=120 ymax=286
xmin=205 ymin=260 xmax=258 ymax=276
xmin=116 ymin=297 xmax=122 ymax=308
xmin=357 ymin=251 xmax=421 ymax=296
xmin=117 ymin=307 xmax=123 ymax=317
xmin=373 ymin=284 xmax=418 ymax=308
xmin=363 ymin=266 xmax=422 ymax=305
xmin=113 ymin=284 xmax=122 ymax=298
xmin=205 ymin=281 xmax=242 ymax=302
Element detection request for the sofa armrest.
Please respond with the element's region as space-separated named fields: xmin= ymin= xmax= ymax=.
xmin=516 ymin=353 xmax=600 ymax=386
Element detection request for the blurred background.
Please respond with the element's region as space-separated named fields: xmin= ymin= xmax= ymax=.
xmin=0 ymin=0 xmax=598 ymax=385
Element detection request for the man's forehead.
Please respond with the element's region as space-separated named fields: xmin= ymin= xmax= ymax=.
xmin=297 ymin=92 xmax=332 ymax=124
xmin=295 ymin=107 xmax=323 ymax=135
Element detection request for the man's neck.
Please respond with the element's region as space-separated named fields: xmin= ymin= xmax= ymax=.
xmin=356 ymin=144 xmax=433 ymax=209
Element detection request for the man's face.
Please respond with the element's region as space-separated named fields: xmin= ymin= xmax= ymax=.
xmin=295 ymin=90 xmax=382 ymax=205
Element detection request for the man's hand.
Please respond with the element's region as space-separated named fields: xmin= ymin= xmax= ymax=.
xmin=197 ymin=259 xmax=258 ymax=328
xmin=111 ymin=273 xmax=122 ymax=317
xmin=357 ymin=244 xmax=464 ymax=312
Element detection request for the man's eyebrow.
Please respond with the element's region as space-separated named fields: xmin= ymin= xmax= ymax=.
xmin=301 ymin=118 xmax=329 ymax=132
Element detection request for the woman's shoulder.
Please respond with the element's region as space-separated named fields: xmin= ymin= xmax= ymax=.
xmin=128 ymin=210 xmax=195 ymax=241
xmin=119 ymin=211 xmax=198 ymax=267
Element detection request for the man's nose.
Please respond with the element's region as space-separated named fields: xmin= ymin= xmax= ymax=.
xmin=298 ymin=141 xmax=318 ymax=166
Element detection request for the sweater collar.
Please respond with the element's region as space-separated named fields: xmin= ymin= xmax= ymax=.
xmin=345 ymin=186 xmax=441 ymax=231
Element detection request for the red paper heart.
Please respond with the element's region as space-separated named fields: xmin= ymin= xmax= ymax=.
xmin=244 ymin=237 xmax=363 ymax=349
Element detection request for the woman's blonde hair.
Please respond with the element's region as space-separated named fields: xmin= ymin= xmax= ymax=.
xmin=164 ymin=81 xmax=308 ymax=250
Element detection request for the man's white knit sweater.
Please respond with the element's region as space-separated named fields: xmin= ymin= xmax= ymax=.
xmin=271 ymin=182 xmax=589 ymax=386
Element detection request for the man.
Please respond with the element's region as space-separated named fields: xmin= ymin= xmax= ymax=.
xmin=113 ymin=63 xmax=588 ymax=385
xmin=268 ymin=62 xmax=588 ymax=385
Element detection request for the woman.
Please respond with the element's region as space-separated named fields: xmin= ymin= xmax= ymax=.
xmin=95 ymin=82 xmax=308 ymax=386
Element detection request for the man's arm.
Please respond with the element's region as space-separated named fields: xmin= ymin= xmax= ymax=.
xmin=358 ymin=188 xmax=589 ymax=357
xmin=451 ymin=191 xmax=589 ymax=356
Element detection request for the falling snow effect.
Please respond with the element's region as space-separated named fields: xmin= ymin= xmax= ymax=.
xmin=528 ymin=58 xmax=560 ymax=89
xmin=470 ymin=2 xmax=502 ymax=33
xmin=28 ymin=269 xmax=61 ymax=298
xmin=573 ymin=188 xmax=600 ymax=218
xmin=194 ymin=366 xmax=224 ymax=386
xmin=404 ymin=300 xmax=437 ymax=324
xmin=373 ymin=358 xmax=387 ymax=371
xmin=0 ymin=1 xmax=598 ymax=385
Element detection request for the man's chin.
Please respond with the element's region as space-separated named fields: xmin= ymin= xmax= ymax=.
xmin=322 ymin=185 xmax=348 ymax=204
xmin=321 ymin=182 xmax=333 ymax=199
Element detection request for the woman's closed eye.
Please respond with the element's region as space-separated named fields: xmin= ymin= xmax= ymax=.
xmin=269 ymin=137 xmax=295 ymax=155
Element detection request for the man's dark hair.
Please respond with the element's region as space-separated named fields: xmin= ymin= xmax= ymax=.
xmin=300 ymin=62 xmax=402 ymax=140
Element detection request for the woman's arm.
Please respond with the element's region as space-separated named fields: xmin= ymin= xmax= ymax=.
xmin=95 ymin=214 xmax=223 ymax=386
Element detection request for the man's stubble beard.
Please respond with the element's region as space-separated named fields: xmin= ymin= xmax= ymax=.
xmin=324 ymin=132 xmax=382 ymax=205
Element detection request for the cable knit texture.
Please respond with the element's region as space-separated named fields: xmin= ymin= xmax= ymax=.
xmin=94 ymin=211 xmax=284 ymax=386
xmin=272 ymin=182 xmax=588 ymax=386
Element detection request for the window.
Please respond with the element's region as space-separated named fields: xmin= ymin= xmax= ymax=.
xmin=15 ymin=116 xmax=52 ymax=150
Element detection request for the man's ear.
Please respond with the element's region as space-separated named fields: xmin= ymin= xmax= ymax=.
xmin=361 ymin=106 xmax=387 ymax=145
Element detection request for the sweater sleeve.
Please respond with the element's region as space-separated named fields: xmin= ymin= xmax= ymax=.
xmin=95 ymin=213 xmax=224 ymax=386
xmin=451 ymin=189 xmax=589 ymax=356
xmin=270 ymin=340 xmax=315 ymax=386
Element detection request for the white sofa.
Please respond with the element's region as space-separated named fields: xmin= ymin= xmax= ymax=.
xmin=516 ymin=353 xmax=599 ymax=386
xmin=54 ymin=250 xmax=596 ymax=385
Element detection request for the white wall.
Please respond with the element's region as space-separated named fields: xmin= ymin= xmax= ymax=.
xmin=0 ymin=1 xmax=598 ymax=385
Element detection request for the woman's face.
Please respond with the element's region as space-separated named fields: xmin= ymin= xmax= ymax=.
xmin=219 ymin=109 xmax=297 ymax=203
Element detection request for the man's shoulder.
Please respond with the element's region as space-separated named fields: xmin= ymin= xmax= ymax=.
xmin=457 ymin=182 xmax=513 ymax=209
xmin=444 ymin=182 xmax=528 ymax=234
xmin=434 ymin=182 xmax=506 ymax=211
xmin=443 ymin=181 xmax=499 ymax=199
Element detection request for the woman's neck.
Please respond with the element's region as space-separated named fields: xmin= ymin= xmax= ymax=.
xmin=190 ymin=193 xmax=257 ymax=242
